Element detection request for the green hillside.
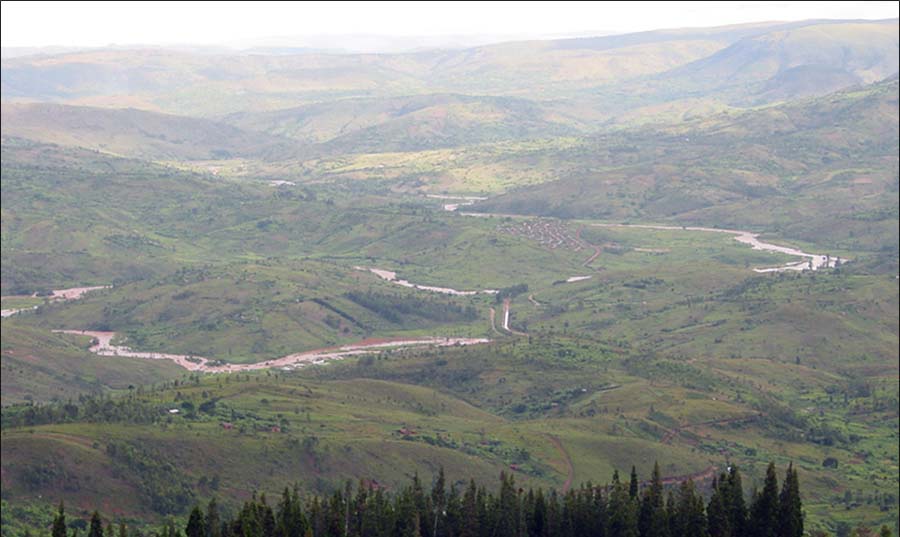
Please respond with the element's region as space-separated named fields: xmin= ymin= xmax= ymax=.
xmin=1 ymin=14 xmax=898 ymax=537
xmin=223 ymin=94 xmax=585 ymax=153
xmin=469 ymin=77 xmax=900 ymax=252
xmin=0 ymin=103 xmax=295 ymax=161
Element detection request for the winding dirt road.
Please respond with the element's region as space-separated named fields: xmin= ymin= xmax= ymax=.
xmin=576 ymin=226 xmax=602 ymax=267
xmin=356 ymin=267 xmax=498 ymax=296
xmin=545 ymin=434 xmax=575 ymax=493
xmin=592 ymin=223 xmax=846 ymax=273
xmin=1 ymin=286 xmax=109 ymax=318
xmin=489 ymin=307 xmax=502 ymax=335
xmin=660 ymin=413 xmax=763 ymax=445
xmin=54 ymin=330 xmax=490 ymax=373
xmin=502 ymin=298 xmax=527 ymax=336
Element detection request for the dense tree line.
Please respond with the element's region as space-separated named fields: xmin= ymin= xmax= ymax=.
xmin=1 ymin=394 xmax=164 ymax=430
xmin=495 ymin=284 xmax=528 ymax=304
xmin=39 ymin=462 xmax=853 ymax=537
xmin=345 ymin=291 xmax=478 ymax=324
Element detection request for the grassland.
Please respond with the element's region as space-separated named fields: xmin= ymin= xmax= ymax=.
xmin=2 ymin=27 xmax=898 ymax=535
xmin=3 ymin=197 xmax=897 ymax=532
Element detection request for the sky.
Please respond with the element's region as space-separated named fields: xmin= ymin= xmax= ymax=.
xmin=2 ymin=1 xmax=898 ymax=51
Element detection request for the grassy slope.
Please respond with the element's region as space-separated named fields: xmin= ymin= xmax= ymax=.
xmin=222 ymin=94 xmax=585 ymax=153
xmin=468 ymin=78 xmax=900 ymax=252
xmin=0 ymin=103 xmax=295 ymax=161
xmin=1 ymin=323 xmax=184 ymax=405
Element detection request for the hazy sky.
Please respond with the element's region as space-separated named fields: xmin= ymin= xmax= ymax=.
xmin=2 ymin=1 xmax=898 ymax=49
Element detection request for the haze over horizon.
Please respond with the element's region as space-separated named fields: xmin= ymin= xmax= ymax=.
xmin=2 ymin=0 xmax=898 ymax=54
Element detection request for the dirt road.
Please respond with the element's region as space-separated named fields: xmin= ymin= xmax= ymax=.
xmin=592 ymin=223 xmax=846 ymax=273
xmin=502 ymin=298 xmax=527 ymax=336
xmin=357 ymin=267 xmax=498 ymax=296
xmin=545 ymin=434 xmax=575 ymax=493
xmin=576 ymin=226 xmax=602 ymax=267
xmin=55 ymin=330 xmax=490 ymax=373
xmin=1 ymin=285 xmax=109 ymax=318
xmin=660 ymin=413 xmax=763 ymax=445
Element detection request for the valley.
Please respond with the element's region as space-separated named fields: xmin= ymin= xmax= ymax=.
xmin=1 ymin=10 xmax=897 ymax=537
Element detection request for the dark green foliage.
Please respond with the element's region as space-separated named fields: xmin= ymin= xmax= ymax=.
xmin=58 ymin=463 xmax=803 ymax=537
xmin=345 ymin=291 xmax=478 ymax=324
xmin=608 ymin=470 xmax=639 ymax=537
xmin=674 ymin=480 xmax=707 ymax=537
xmin=104 ymin=441 xmax=195 ymax=515
xmin=87 ymin=512 xmax=103 ymax=537
xmin=750 ymin=463 xmax=780 ymax=537
xmin=639 ymin=462 xmax=668 ymax=537
xmin=777 ymin=464 xmax=803 ymax=537
xmin=630 ymin=466 xmax=640 ymax=500
xmin=728 ymin=466 xmax=749 ymax=537
xmin=52 ymin=502 xmax=67 ymax=537
xmin=706 ymin=476 xmax=731 ymax=537
xmin=495 ymin=284 xmax=529 ymax=304
xmin=186 ymin=506 xmax=206 ymax=537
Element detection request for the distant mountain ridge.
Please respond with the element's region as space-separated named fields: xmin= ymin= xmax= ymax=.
xmin=3 ymin=19 xmax=896 ymax=116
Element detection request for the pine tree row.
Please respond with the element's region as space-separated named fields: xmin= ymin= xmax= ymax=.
xmin=47 ymin=462 xmax=822 ymax=537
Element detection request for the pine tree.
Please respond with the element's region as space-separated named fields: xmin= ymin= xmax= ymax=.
xmin=777 ymin=464 xmax=802 ymax=537
xmin=639 ymin=462 xmax=668 ymax=537
xmin=630 ymin=466 xmax=640 ymax=500
xmin=459 ymin=480 xmax=479 ymax=537
xmin=707 ymin=475 xmax=731 ymax=537
xmin=675 ymin=480 xmax=707 ymax=537
xmin=727 ymin=467 xmax=749 ymax=537
xmin=497 ymin=472 xmax=520 ymax=537
xmin=608 ymin=470 xmax=639 ymax=537
xmin=186 ymin=506 xmax=207 ymax=537
xmin=52 ymin=502 xmax=68 ymax=537
xmin=88 ymin=512 xmax=104 ymax=537
xmin=430 ymin=467 xmax=447 ymax=537
xmin=526 ymin=489 xmax=547 ymax=537
xmin=443 ymin=484 xmax=463 ymax=537
xmin=206 ymin=498 xmax=222 ymax=537
xmin=749 ymin=463 xmax=779 ymax=537
xmin=664 ymin=491 xmax=677 ymax=537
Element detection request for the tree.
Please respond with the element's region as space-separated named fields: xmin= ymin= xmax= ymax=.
xmin=608 ymin=470 xmax=639 ymax=537
xmin=52 ymin=502 xmax=68 ymax=537
xmin=630 ymin=466 xmax=640 ymax=500
xmin=675 ymin=480 xmax=707 ymax=537
xmin=88 ymin=512 xmax=104 ymax=537
xmin=727 ymin=467 xmax=749 ymax=537
xmin=707 ymin=476 xmax=731 ymax=537
xmin=459 ymin=480 xmax=479 ymax=537
xmin=639 ymin=462 xmax=668 ymax=537
xmin=749 ymin=463 xmax=779 ymax=537
xmin=430 ymin=467 xmax=447 ymax=537
xmin=186 ymin=506 xmax=207 ymax=537
xmin=777 ymin=464 xmax=803 ymax=537
xmin=206 ymin=498 xmax=222 ymax=537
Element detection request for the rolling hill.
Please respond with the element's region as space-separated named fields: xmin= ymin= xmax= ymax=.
xmin=0 ymin=103 xmax=295 ymax=161
xmin=1 ymin=15 xmax=898 ymax=536
xmin=641 ymin=19 xmax=900 ymax=104
xmin=468 ymin=77 xmax=900 ymax=252
xmin=223 ymin=93 xmax=585 ymax=153
xmin=4 ymin=19 xmax=895 ymax=118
